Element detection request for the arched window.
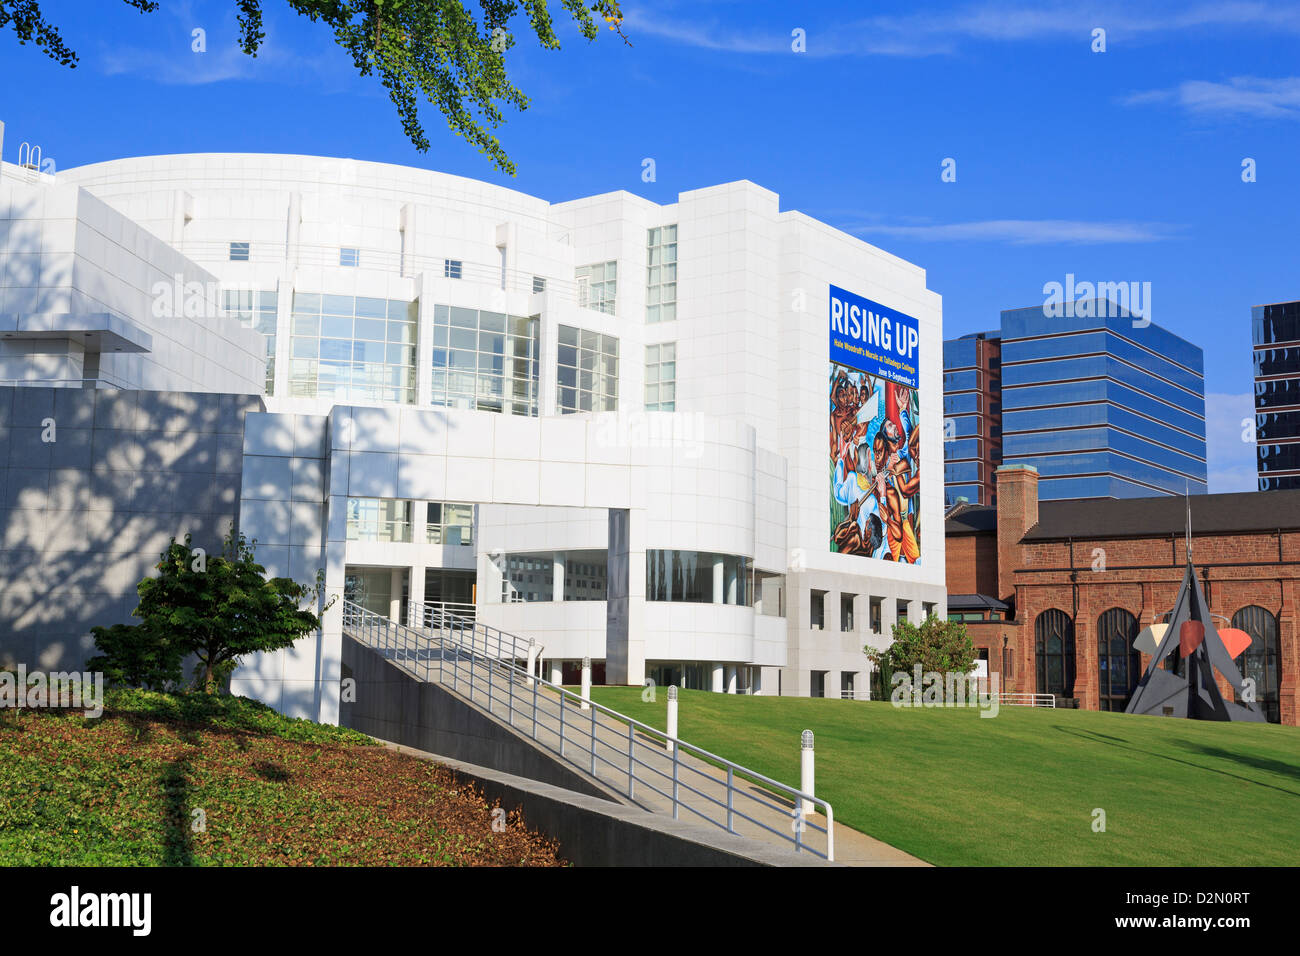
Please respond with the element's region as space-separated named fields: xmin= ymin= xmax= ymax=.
xmin=1097 ymin=608 xmax=1140 ymax=711
xmin=1035 ymin=609 xmax=1075 ymax=699
xmin=1232 ymin=606 xmax=1281 ymax=724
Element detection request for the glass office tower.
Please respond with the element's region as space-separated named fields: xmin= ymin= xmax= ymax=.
xmin=1254 ymin=300 xmax=1300 ymax=491
xmin=943 ymin=301 xmax=1207 ymax=503
xmin=999 ymin=302 xmax=1207 ymax=500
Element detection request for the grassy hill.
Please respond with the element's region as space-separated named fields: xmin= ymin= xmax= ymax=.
xmin=0 ymin=689 xmax=564 ymax=867
xmin=586 ymin=686 xmax=1300 ymax=866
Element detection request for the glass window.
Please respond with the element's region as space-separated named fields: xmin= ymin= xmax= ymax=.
xmin=1097 ymin=608 xmax=1140 ymax=711
xmin=644 ymin=342 xmax=676 ymax=411
xmin=646 ymin=550 xmax=748 ymax=605
xmin=646 ymin=226 xmax=679 ymax=323
xmin=339 ymin=247 xmax=360 ymax=267
xmin=290 ymin=293 xmax=418 ymax=404
xmin=223 ymin=289 xmax=278 ymax=395
xmin=345 ymin=498 xmax=412 ymax=543
xmin=429 ymin=305 xmax=539 ymax=416
xmin=557 ymin=325 xmax=618 ymax=413
xmin=576 ymin=261 xmax=617 ymax=315
xmin=229 ymin=241 xmax=250 ymax=262
xmin=426 ymin=501 xmax=475 ymax=546
xmin=444 ymin=259 xmax=463 ymax=279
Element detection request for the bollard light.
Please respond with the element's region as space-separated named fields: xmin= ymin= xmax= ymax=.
xmin=800 ymin=729 xmax=815 ymax=817
xmin=526 ymin=641 xmax=538 ymax=687
xmin=580 ymin=656 xmax=592 ymax=710
xmin=666 ymin=685 xmax=679 ymax=753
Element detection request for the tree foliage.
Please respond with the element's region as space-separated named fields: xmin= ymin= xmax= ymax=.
xmin=0 ymin=0 xmax=628 ymax=174
xmin=90 ymin=527 xmax=330 ymax=693
xmin=866 ymin=614 xmax=979 ymax=680
xmin=86 ymin=622 xmax=185 ymax=692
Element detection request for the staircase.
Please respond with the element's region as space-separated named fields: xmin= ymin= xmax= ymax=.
xmin=340 ymin=601 xmax=836 ymax=862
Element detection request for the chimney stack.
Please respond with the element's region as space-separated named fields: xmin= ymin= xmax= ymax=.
xmin=996 ymin=464 xmax=1039 ymax=606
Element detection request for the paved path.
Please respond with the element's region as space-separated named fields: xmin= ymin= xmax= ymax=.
xmin=353 ymin=629 xmax=926 ymax=867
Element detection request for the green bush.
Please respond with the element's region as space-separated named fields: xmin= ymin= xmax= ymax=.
xmin=86 ymin=623 xmax=184 ymax=691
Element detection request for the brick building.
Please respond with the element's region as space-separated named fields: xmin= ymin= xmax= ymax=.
xmin=946 ymin=464 xmax=1298 ymax=724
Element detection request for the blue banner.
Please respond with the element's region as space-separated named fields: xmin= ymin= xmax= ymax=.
xmin=829 ymin=284 xmax=920 ymax=387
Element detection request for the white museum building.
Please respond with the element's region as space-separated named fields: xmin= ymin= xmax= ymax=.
xmin=0 ymin=128 xmax=945 ymax=723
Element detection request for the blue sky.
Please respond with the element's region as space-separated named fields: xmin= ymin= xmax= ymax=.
xmin=2 ymin=0 xmax=1297 ymax=491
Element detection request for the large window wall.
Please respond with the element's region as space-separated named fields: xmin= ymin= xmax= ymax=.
xmin=557 ymin=325 xmax=618 ymax=413
xmin=290 ymin=294 xmax=417 ymax=404
xmin=223 ymin=290 xmax=277 ymax=395
xmin=431 ymin=305 xmax=539 ymax=416
xmin=647 ymin=550 xmax=749 ymax=605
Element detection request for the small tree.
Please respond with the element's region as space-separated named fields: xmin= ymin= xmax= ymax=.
xmin=93 ymin=527 xmax=331 ymax=693
xmin=866 ymin=614 xmax=978 ymax=682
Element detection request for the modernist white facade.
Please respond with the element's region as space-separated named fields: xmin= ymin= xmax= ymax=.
xmin=2 ymin=141 xmax=945 ymax=722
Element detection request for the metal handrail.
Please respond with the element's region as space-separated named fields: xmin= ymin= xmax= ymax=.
xmin=344 ymin=600 xmax=834 ymax=861
xmin=997 ymin=692 xmax=1056 ymax=708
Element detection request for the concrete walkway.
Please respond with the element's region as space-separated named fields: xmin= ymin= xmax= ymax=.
xmin=354 ymin=632 xmax=926 ymax=867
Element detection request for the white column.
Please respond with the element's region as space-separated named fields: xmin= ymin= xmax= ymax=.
xmin=725 ymin=562 xmax=738 ymax=605
xmin=548 ymin=660 xmax=563 ymax=684
xmin=553 ymin=551 xmax=565 ymax=602
xmin=711 ymin=663 xmax=724 ymax=693
xmin=408 ymin=560 xmax=426 ymax=628
xmin=725 ymin=665 xmax=737 ymax=694
xmin=388 ymin=568 xmax=404 ymax=622
xmin=713 ymin=556 xmax=724 ymax=604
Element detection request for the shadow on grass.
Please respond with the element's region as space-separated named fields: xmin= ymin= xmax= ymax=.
xmin=253 ymin=760 xmax=291 ymax=783
xmin=160 ymin=757 xmax=194 ymax=866
xmin=1186 ymin=744 xmax=1300 ymax=783
xmin=1053 ymin=725 xmax=1300 ymax=798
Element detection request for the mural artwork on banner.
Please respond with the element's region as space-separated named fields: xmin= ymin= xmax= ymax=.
xmin=828 ymin=285 xmax=921 ymax=562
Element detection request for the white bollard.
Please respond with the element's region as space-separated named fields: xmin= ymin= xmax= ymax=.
xmin=580 ymin=656 xmax=591 ymax=710
xmin=666 ymin=686 xmax=678 ymax=753
xmin=526 ymin=642 xmax=538 ymax=687
xmin=800 ymin=729 xmax=815 ymax=817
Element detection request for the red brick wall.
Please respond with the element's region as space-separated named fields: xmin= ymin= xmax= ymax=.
xmin=1013 ymin=530 xmax=1300 ymax=725
xmin=947 ymin=533 xmax=1000 ymax=596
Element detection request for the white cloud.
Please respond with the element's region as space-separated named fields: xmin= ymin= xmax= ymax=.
xmin=1205 ymin=392 xmax=1258 ymax=494
xmin=624 ymin=1 xmax=1300 ymax=58
xmin=848 ymin=218 xmax=1180 ymax=245
xmin=1123 ymin=76 xmax=1300 ymax=120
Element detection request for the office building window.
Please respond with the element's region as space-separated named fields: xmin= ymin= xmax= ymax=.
xmin=646 ymin=225 xmax=678 ymax=323
xmin=229 ymin=241 xmax=250 ymax=262
xmin=289 ymin=293 xmax=418 ymax=404
xmin=870 ymin=596 xmax=883 ymax=633
xmin=346 ymin=498 xmax=412 ymax=543
xmin=223 ymin=290 xmax=278 ymax=396
xmin=426 ymin=502 xmax=474 ymax=546
xmin=444 ymin=258 xmax=463 ymax=279
xmin=557 ymin=324 xmax=618 ymax=413
xmin=502 ymin=554 xmax=554 ymax=603
xmin=532 ymin=276 xmax=546 ymax=293
xmin=646 ymin=550 xmax=748 ymax=605
xmin=576 ymin=261 xmax=617 ymax=315
xmin=340 ymin=247 xmax=360 ymax=267
xmin=644 ymin=342 xmax=676 ymax=411
xmin=432 ymin=305 xmax=539 ymax=416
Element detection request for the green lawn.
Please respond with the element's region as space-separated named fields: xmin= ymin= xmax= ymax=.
xmin=584 ymin=686 xmax=1300 ymax=866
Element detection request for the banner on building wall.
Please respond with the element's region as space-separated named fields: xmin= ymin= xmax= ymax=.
xmin=828 ymin=284 xmax=922 ymax=563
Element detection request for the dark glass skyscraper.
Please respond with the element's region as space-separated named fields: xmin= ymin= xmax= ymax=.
xmin=942 ymin=331 xmax=1002 ymax=506
xmin=1254 ymin=300 xmax=1300 ymax=491
xmin=943 ymin=301 xmax=1207 ymax=503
